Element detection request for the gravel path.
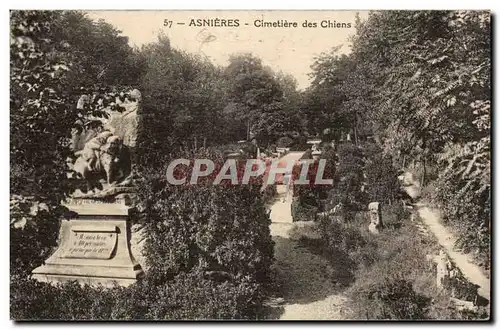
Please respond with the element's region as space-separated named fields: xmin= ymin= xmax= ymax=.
xmin=268 ymin=154 xmax=348 ymax=320
xmin=271 ymin=231 xmax=348 ymax=320
xmin=401 ymin=172 xmax=490 ymax=301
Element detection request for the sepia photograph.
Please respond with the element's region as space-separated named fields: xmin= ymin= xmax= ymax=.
xmin=9 ymin=9 xmax=491 ymax=321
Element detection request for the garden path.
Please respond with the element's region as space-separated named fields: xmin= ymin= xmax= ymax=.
xmin=268 ymin=151 xmax=348 ymax=320
xmin=400 ymin=172 xmax=490 ymax=301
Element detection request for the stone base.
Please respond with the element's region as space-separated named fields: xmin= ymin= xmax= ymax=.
xmin=31 ymin=200 xmax=144 ymax=287
xmin=32 ymin=254 xmax=144 ymax=287
xmin=32 ymin=273 xmax=141 ymax=288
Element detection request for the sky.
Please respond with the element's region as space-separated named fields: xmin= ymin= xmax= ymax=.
xmin=87 ymin=10 xmax=369 ymax=90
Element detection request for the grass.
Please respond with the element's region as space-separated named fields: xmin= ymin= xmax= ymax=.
xmin=291 ymin=202 xmax=487 ymax=320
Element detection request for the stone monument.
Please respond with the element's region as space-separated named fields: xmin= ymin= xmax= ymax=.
xmin=368 ymin=202 xmax=383 ymax=234
xmin=307 ymin=138 xmax=322 ymax=152
xmin=32 ymin=90 xmax=145 ymax=287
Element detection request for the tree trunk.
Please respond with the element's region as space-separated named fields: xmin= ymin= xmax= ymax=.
xmin=353 ymin=113 xmax=358 ymax=146
xmin=247 ymin=120 xmax=251 ymax=141
xmin=422 ymin=155 xmax=427 ymax=187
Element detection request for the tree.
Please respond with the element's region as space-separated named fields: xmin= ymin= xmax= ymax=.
xmin=304 ymin=10 xmax=490 ymax=264
xmin=10 ymin=10 xmax=135 ymax=274
xmin=136 ymin=34 xmax=229 ymax=167
xmin=223 ymin=53 xmax=295 ymax=146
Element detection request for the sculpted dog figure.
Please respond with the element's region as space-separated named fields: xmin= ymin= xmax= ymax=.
xmin=73 ymin=132 xmax=131 ymax=188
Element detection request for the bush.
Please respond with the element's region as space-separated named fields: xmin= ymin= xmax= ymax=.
xmin=290 ymin=147 xmax=335 ymax=220
xmin=132 ymin=147 xmax=274 ymax=318
xmin=380 ymin=203 xmax=411 ymax=230
xmin=434 ymin=174 xmax=490 ymax=269
xmin=363 ymin=143 xmax=401 ymax=204
xmin=327 ymin=142 xmax=366 ymax=212
xmin=291 ymin=197 xmax=318 ymax=222
xmin=10 ymin=271 xmax=264 ymax=320
xmin=134 ymin=148 xmax=274 ymax=283
xmin=276 ymin=136 xmax=294 ymax=148
xmin=262 ymin=184 xmax=277 ymax=204
xmin=348 ymin=277 xmax=432 ymax=320
xmin=318 ymin=214 xmax=379 ymax=271
xmin=10 ymin=218 xmax=60 ymax=280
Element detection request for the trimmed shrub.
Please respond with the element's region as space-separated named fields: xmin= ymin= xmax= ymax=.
xmin=131 ymin=147 xmax=275 ymax=317
xmin=290 ymin=147 xmax=335 ymax=221
xmin=134 ymin=148 xmax=274 ymax=283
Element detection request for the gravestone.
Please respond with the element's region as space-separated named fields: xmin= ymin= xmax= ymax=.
xmin=32 ymin=90 xmax=146 ymax=287
xmin=368 ymin=202 xmax=383 ymax=234
xmin=433 ymin=250 xmax=451 ymax=290
xmin=31 ymin=198 xmax=144 ymax=287
xmin=312 ymin=150 xmax=322 ymax=162
xmin=307 ymin=139 xmax=322 ymax=152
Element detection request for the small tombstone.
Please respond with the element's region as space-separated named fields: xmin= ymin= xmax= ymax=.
xmin=307 ymin=139 xmax=322 ymax=152
xmin=76 ymin=94 xmax=90 ymax=110
xmin=128 ymin=89 xmax=142 ymax=103
xmin=433 ymin=250 xmax=451 ymax=290
xmin=368 ymin=202 xmax=383 ymax=234
xmin=312 ymin=150 xmax=322 ymax=162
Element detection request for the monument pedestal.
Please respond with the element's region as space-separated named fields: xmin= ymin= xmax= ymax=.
xmin=32 ymin=200 xmax=144 ymax=287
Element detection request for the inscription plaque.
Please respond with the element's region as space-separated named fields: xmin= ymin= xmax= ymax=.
xmin=63 ymin=225 xmax=118 ymax=259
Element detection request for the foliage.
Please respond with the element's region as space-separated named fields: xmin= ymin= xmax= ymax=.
xmin=262 ymin=184 xmax=278 ymax=204
xmin=363 ymin=142 xmax=402 ymax=204
xmin=317 ymin=213 xmax=378 ymax=274
xmin=433 ymin=100 xmax=490 ymax=266
xmin=291 ymin=197 xmax=318 ymax=222
xmin=10 ymin=198 xmax=60 ymax=279
xmin=10 ymin=9 xmax=136 ymax=201
xmin=224 ymin=53 xmax=302 ymax=146
xmin=326 ymin=142 xmax=366 ymax=214
xmin=290 ymin=148 xmax=335 ymax=219
xmin=136 ymin=35 xmax=228 ymax=165
xmin=276 ymin=136 xmax=294 ymax=148
xmin=304 ymin=10 xmax=491 ymax=264
xmin=10 ymin=10 xmax=136 ymax=280
xmin=11 ymin=271 xmax=264 ymax=320
xmin=310 ymin=198 xmax=476 ymax=319
xmin=134 ymin=148 xmax=274 ymax=282
xmin=349 ymin=278 xmax=432 ymax=320
xmin=136 ymin=42 xmax=303 ymax=166
xmin=130 ymin=147 xmax=275 ymax=318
